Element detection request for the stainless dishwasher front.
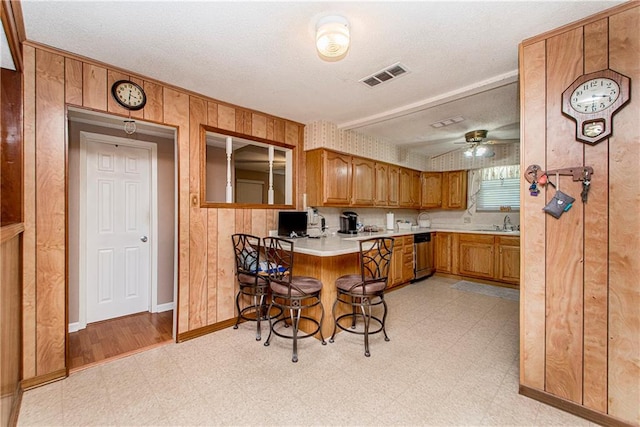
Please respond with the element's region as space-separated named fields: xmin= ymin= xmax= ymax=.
xmin=413 ymin=233 xmax=434 ymax=280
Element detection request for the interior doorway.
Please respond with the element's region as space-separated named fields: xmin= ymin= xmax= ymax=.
xmin=67 ymin=107 xmax=177 ymax=371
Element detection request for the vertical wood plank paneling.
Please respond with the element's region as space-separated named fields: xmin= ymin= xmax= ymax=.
xmin=285 ymin=122 xmax=299 ymax=146
xmin=581 ymin=18 xmax=609 ymax=414
xmin=22 ymin=45 xmax=37 ymax=379
xmin=188 ymin=96 xmax=208 ymax=330
xmin=82 ymin=63 xmax=107 ymax=110
xmin=520 ymin=40 xmax=548 ymax=390
xmin=252 ymin=114 xmax=267 ymax=139
xmin=217 ymin=104 xmax=235 ymax=131
xmin=251 ymin=209 xmax=267 ymax=237
xmin=207 ymin=102 xmax=218 ymax=127
xmin=163 ymin=88 xmax=190 ymax=334
xmin=106 ymin=70 xmax=131 ymax=116
xmin=216 ymin=208 xmax=236 ymax=320
xmin=64 ymin=58 xmax=82 ymax=105
xmin=544 ymin=28 xmax=585 ymax=403
xmin=35 ymin=49 xmax=66 ymax=375
xmin=206 ymin=209 xmax=218 ymax=325
xmin=143 ymin=80 xmax=164 ymax=123
xmin=608 ymin=7 xmax=640 ymax=424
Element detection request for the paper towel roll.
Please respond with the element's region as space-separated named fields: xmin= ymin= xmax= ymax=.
xmin=386 ymin=212 xmax=395 ymax=230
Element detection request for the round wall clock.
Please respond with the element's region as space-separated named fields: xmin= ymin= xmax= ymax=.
xmin=111 ymin=80 xmax=147 ymax=111
xmin=562 ymin=69 xmax=631 ymax=145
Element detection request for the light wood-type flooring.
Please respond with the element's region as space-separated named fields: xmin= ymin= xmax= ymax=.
xmin=68 ymin=311 xmax=173 ymax=372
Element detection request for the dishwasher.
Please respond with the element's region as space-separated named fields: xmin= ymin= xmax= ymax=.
xmin=413 ymin=233 xmax=434 ymax=280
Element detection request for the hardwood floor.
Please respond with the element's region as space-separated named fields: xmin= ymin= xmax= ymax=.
xmin=68 ymin=311 xmax=173 ymax=372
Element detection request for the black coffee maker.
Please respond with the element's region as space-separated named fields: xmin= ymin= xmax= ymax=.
xmin=338 ymin=211 xmax=359 ymax=234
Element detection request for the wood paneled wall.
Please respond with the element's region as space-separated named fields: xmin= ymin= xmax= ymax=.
xmin=21 ymin=42 xmax=304 ymax=384
xmin=519 ymin=3 xmax=639 ymax=425
xmin=1 ymin=68 xmax=23 ymax=225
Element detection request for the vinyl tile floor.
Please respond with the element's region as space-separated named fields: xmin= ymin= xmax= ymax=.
xmin=18 ymin=277 xmax=597 ymax=426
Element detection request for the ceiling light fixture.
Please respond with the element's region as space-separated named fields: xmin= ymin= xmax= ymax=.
xmin=316 ymin=15 xmax=350 ymax=61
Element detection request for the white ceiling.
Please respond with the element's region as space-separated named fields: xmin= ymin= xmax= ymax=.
xmin=20 ymin=0 xmax=624 ymax=158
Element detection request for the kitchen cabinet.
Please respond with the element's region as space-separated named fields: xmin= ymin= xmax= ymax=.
xmin=351 ymin=157 xmax=375 ymax=206
xmin=389 ymin=235 xmax=414 ymax=288
xmin=434 ymin=232 xmax=454 ymax=274
xmin=306 ymin=149 xmax=351 ymax=206
xmin=496 ymin=236 xmax=520 ymax=285
xmin=399 ymin=168 xmax=421 ymax=208
xmin=458 ymin=234 xmax=495 ymax=279
xmin=442 ymin=170 xmax=467 ymax=210
xmin=420 ymin=172 xmax=442 ymax=208
xmin=387 ymin=165 xmax=400 ymax=207
xmin=374 ymin=162 xmax=388 ymax=207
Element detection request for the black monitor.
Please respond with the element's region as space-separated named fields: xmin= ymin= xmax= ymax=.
xmin=278 ymin=211 xmax=308 ymax=238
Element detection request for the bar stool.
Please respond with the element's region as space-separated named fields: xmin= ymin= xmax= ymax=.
xmin=262 ymin=237 xmax=326 ymax=362
xmin=329 ymin=237 xmax=394 ymax=356
xmin=231 ymin=233 xmax=274 ymax=341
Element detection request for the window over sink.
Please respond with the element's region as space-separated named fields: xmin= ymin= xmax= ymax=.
xmin=470 ymin=165 xmax=520 ymax=212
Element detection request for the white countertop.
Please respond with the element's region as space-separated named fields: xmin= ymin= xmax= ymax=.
xmin=290 ymin=227 xmax=519 ymax=257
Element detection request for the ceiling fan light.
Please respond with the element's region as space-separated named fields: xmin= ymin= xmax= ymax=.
xmin=464 ymin=148 xmax=474 ymax=157
xmin=475 ymin=146 xmax=487 ymax=156
xmin=316 ymin=16 xmax=350 ymax=61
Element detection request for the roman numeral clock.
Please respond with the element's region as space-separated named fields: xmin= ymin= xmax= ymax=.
xmin=562 ymin=69 xmax=631 ymax=145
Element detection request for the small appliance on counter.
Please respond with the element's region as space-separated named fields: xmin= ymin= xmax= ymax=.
xmin=338 ymin=211 xmax=359 ymax=234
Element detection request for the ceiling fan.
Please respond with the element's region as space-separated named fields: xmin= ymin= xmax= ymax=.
xmin=430 ymin=129 xmax=518 ymax=159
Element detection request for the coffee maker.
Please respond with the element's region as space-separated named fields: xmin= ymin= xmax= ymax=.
xmin=338 ymin=211 xmax=359 ymax=234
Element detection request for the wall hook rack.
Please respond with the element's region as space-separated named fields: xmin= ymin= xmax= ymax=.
xmin=524 ymin=164 xmax=594 ymax=184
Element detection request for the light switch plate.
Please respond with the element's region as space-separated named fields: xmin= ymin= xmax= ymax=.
xmin=463 ymin=217 xmax=471 ymax=224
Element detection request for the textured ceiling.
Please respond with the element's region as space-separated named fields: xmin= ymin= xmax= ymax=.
xmin=20 ymin=1 xmax=624 ymax=158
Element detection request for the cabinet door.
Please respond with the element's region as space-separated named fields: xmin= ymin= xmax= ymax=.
xmin=374 ymin=162 xmax=388 ymax=207
xmin=421 ymin=172 xmax=442 ymax=208
xmin=389 ymin=239 xmax=404 ymax=287
xmin=323 ymin=151 xmax=352 ymax=205
xmin=399 ymin=168 xmax=420 ymax=208
xmin=496 ymin=236 xmax=520 ymax=285
xmin=443 ymin=170 xmax=468 ymax=210
xmin=351 ymin=157 xmax=375 ymax=206
xmin=388 ymin=165 xmax=400 ymax=207
xmin=458 ymin=234 xmax=494 ymax=279
xmin=435 ymin=232 xmax=453 ymax=273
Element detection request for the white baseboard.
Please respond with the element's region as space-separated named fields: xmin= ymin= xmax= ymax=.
xmin=155 ymin=302 xmax=174 ymax=313
xmin=68 ymin=322 xmax=81 ymax=333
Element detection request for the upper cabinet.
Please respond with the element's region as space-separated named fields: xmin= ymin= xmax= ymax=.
xmin=420 ymin=172 xmax=442 ymax=209
xmin=399 ymin=168 xmax=421 ymax=208
xmin=351 ymin=157 xmax=375 ymax=206
xmin=306 ymin=149 xmax=352 ymax=206
xmin=441 ymin=170 xmax=467 ymax=210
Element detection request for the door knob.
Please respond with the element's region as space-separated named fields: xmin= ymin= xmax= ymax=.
xmin=140 ymin=236 xmax=148 ymax=242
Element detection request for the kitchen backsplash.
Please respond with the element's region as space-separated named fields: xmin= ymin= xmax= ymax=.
xmin=304 ymin=120 xmax=520 ymax=172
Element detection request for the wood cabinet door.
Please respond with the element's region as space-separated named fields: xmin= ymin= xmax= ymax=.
xmin=389 ymin=238 xmax=404 ymax=287
xmin=443 ymin=170 xmax=468 ymax=209
xmin=399 ymin=168 xmax=420 ymax=208
xmin=496 ymin=237 xmax=520 ymax=285
xmin=458 ymin=234 xmax=494 ymax=279
xmin=421 ymin=172 xmax=442 ymax=208
xmin=387 ymin=165 xmax=400 ymax=207
xmin=434 ymin=232 xmax=452 ymax=273
xmin=323 ymin=151 xmax=352 ymax=205
xmin=351 ymin=157 xmax=375 ymax=206
xmin=374 ymin=162 xmax=388 ymax=207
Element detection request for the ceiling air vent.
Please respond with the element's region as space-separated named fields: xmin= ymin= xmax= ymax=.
xmin=360 ymin=62 xmax=410 ymax=88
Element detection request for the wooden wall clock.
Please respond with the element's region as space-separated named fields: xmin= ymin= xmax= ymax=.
xmin=562 ymin=69 xmax=631 ymax=145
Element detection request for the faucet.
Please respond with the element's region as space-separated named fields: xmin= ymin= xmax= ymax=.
xmin=503 ymin=215 xmax=512 ymax=231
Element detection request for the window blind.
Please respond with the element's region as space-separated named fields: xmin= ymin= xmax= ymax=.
xmin=475 ymin=165 xmax=520 ymax=211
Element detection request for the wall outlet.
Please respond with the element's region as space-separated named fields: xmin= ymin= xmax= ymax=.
xmin=463 ymin=217 xmax=471 ymax=224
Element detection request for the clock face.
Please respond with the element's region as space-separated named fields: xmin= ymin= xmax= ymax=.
xmin=112 ymin=80 xmax=146 ymax=110
xmin=570 ymin=78 xmax=620 ymax=113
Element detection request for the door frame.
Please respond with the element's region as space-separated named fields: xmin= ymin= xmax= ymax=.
xmin=78 ymin=131 xmax=158 ymax=330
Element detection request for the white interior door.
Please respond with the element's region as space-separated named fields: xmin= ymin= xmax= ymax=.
xmin=85 ymin=138 xmax=151 ymax=323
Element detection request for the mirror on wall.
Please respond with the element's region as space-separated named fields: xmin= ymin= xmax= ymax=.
xmin=202 ymin=126 xmax=294 ymax=207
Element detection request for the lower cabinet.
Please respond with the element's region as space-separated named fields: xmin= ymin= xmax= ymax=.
xmin=458 ymin=234 xmax=495 ymax=279
xmin=390 ymin=235 xmax=414 ymax=288
xmin=435 ymin=232 xmax=520 ymax=286
xmin=496 ymin=236 xmax=520 ymax=285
